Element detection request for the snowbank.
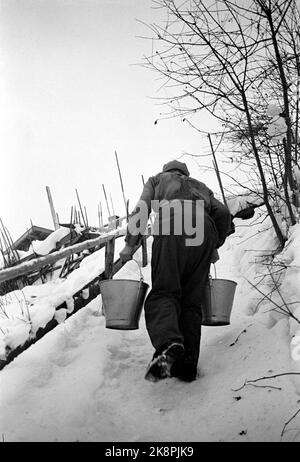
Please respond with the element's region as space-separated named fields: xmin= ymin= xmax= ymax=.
xmin=273 ymin=224 xmax=300 ymax=391
xmin=215 ymin=208 xmax=300 ymax=392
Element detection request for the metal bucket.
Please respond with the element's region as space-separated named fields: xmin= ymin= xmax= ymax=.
xmin=202 ymin=277 xmax=237 ymax=326
xmin=99 ymin=260 xmax=149 ymax=330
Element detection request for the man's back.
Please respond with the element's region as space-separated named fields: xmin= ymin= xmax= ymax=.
xmin=139 ymin=171 xmax=231 ymax=247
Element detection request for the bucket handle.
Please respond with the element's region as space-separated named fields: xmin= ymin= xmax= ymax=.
xmin=208 ymin=263 xmax=217 ymax=284
xmin=132 ymin=258 xmax=145 ymax=282
xmin=213 ymin=263 xmax=217 ymax=279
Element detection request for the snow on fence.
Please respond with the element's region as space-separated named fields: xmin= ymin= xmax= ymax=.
xmin=0 ymin=229 xmax=123 ymax=284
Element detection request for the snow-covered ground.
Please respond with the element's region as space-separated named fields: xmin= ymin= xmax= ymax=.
xmin=1 ymin=213 xmax=300 ymax=442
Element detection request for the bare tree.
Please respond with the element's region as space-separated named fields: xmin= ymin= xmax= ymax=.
xmin=141 ymin=0 xmax=300 ymax=248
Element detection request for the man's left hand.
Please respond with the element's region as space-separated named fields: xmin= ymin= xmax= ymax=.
xmin=211 ymin=249 xmax=220 ymax=264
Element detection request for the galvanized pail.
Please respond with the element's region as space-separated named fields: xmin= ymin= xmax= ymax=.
xmin=202 ymin=277 xmax=237 ymax=326
xmin=99 ymin=260 xmax=149 ymax=330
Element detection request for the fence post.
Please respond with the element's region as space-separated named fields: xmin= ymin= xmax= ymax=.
xmin=141 ymin=236 xmax=148 ymax=267
xmin=104 ymin=237 xmax=115 ymax=279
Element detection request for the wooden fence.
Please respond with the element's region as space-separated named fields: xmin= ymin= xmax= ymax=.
xmin=0 ymin=229 xmax=123 ymax=284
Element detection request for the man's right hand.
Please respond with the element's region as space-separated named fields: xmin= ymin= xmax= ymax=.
xmin=119 ymin=244 xmax=135 ymax=264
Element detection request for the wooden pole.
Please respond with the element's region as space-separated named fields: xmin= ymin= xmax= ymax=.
xmin=4 ymin=224 xmax=19 ymax=262
xmin=208 ymin=134 xmax=228 ymax=207
xmin=84 ymin=206 xmax=89 ymax=228
xmin=110 ymin=193 xmax=115 ymax=216
xmin=99 ymin=201 xmax=103 ymax=228
xmin=0 ymin=219 xmax=15 ymax=259
xmin=70 ymin=206 xmax=74 ymax=227
xmin=141 ymin=236 xmax=148 ymax=267
xmin=75 ymin=208 xmax=79 ymax=225
xmin=0 ymin=229 xmax=10 ymax=264
xmin=97 ymin=204 xmax=101 ymax=229
xmin=46 ymin=186 xmax=59 ymax=230
xmin=0 ymin=236 xmax=8 ymax=268
xmin=75 ymin=189 xmax=87 ymax=228
xmin=115 ymin=151 xmax=128 ymax=217
xmin=104 ymin=237 xmax=115 ymax=279
xmin=102 ymin=184 xmax=111 ymax=218
xmin=0 ymin=220 xmax=18 ymax=265
xmin=26 ymin=226 xmax=34 ymax=255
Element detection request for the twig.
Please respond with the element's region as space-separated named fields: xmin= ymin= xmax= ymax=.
xmin=281 ymin=407 xmax=300 ymax=437
xmin=0 ymin=305 xmax=9 ymax=318
xmin=232 ymin=372 xmax=300 ymax=392
xmin=0 ymin=325 xmax=6 ymax=335
xmin=244 ymin=383 xmax=282 ymax=391
xmin=20 ymin=290 xmax=31 ymax=322
xmin=229 ymin=324 xmax=253 ymax=346
xmin=246 ymin=278 xmax=300 ymax=324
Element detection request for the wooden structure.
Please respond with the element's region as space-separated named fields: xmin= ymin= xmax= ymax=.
xmin=13 ymin=225 xmax=53 ymax=252
xmin=46 ymin=186 xmax=59 ymax=230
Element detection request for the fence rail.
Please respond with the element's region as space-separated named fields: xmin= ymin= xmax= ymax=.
xmin=0 ymin=229 xmax=125 ymax=284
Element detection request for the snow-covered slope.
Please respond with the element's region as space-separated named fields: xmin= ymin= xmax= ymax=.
xmin=1 ymin=215 xmax=300 ymax=442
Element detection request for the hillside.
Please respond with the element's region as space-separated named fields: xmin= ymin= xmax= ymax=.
xmin=1 ymin=209 xmax=300 ymax=442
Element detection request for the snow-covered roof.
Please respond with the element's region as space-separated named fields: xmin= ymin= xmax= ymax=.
xmin=13 ymin=225 xmax=53 ymax=251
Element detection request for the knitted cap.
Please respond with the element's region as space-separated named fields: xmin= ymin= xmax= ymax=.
xmin=162 ymin=160 xmax=190 ymax=177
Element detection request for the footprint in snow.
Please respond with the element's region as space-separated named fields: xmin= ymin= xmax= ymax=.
xmin=106 ymin=344 xmax=131 ymax=360
xmin=28 ymin=364 xmax=54 ymax=388
xmin=51 ymin=351 xmax=78 ymax=368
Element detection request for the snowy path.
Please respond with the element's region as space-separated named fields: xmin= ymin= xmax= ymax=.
xmin=1 ymin=244 xmax=300 ymax=442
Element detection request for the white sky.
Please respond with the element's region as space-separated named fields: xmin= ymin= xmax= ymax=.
xmin=0 ymin=0 xmax=220 ymax=240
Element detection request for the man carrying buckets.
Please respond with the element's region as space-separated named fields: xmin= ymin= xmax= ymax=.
xmin=119 ymin=160 xmax=232 ymax=382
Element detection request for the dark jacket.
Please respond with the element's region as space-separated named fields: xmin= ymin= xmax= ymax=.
xmin=125 ymin=171 xmax=232 ymax=248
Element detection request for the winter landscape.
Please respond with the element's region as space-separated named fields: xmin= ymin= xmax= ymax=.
xmin=1 ymin=212 xmax=300 ymax=442
xmin=1 ymin=0 xmax=300 ymax=444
